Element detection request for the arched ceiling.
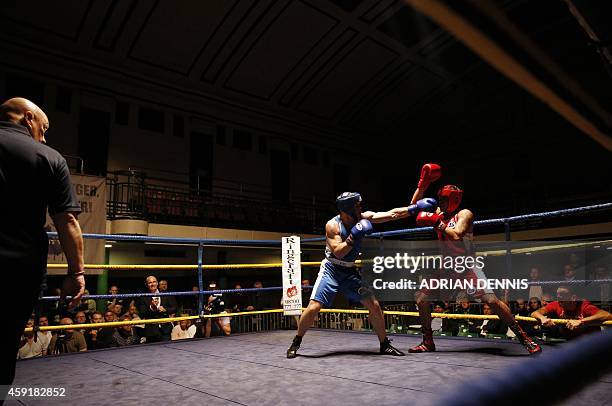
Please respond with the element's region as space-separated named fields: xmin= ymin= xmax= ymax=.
xmin=0 ymin=0 xmax=610 ymax=144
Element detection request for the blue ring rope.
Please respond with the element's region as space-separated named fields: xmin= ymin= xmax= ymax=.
xmin=46 ymin=202 xmax=612 ymax=245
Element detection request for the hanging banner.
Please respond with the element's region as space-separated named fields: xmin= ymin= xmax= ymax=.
xmin=46 ymin=174 xmax=107 ymax=275
xmin=282 ymin=236 xmax=302 ymax=316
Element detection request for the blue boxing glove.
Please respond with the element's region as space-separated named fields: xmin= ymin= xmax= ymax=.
xmin=408 ymin=198 xmax=437 ymax=215
xmin=346 ymin=219 xmax=373 ymax=246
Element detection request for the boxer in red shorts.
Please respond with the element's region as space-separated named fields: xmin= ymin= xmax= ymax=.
xmin=407 ymin=164 xmax=541 ymax=354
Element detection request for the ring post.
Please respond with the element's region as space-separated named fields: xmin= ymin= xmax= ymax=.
xmin=197 ymin=242 xmax=204 ymax=315
xmin=504 ymin=220 xmax=512 ymax=300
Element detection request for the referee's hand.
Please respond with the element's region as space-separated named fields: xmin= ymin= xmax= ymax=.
xmin=60 ymin=273 xmax=86 ymax=310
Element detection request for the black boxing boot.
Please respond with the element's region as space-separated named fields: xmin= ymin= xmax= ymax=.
xmin=380 ymin=337 xmax=405 ymax=356
xmin=287 ymin=335 xmax=302 ymax=359
xmin=510 ymin=323 xmax=542 ymax=355
xmin=408 ymin=327 xmax=436 ymax=353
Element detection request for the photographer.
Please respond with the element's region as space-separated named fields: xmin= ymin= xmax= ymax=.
xmin=48 ymin=317 xmax=87 ymax=354
xmin=202 ymin=282 xmax=231 ymax=337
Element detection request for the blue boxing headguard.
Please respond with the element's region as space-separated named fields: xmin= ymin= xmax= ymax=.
xmin=336 ymin=192 xmax=362 ymax=220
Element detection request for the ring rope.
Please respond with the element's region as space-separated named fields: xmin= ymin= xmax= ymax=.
xmin=24 ymin=309 xmax=612 ymax=332
xmin=45 ymin=261 xmax=336 ymax=270
xmin=40 ymin=278 xmax=612 ymax=300
xmin=45 ymin=237 xmax=610 ymax=271
xmin=45 ymin=202 xmax=612 ymax=244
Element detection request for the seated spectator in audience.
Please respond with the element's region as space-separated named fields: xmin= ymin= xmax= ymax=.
xmin=182 ymin=286 xmax=200 ymax=314
xmin=104 ymin=309 xmax=117 ymax=322
xmin=514 ymin=298 xmax=529 ymax=317
xmin=171 ymin=316 xmax=197 ymax=340
xmin=528 ymin=267 xmax=543 ymax=300
xmin=563 ymin=264 xmax=577 ymax=282
xmin=74 ymin=289 xmax=96 ymax=316
xmin=529 ymin=297 xmax=542 ymax=312
xmin=106 ymin=285 xmax=125 ymax=311
xmin=37 ymin=316 xmax=52 ymax=353
xmin=74 ymin=311 xmax=89 ymax=335
xmin=112 ymin=315 xmax=140 ymax=346
xmin=126 ymin=304 xmax=144 ymax=337
xmin=49 ymin=318 xmax=87 ymax=354
xmin=111 ymin=303 xmax=123 ymax=319
xmin=88 ymin=311 xmax=116 ymax=349
xmin=137 ymin=275 xmax=176 ymax=342
xmin=230 ymin=283 xmax=249 ymax=312
xmin=454 ymin=296 xmax=478 ymax=334
xmin=531 ymin=286 xmax=612 ymax=339
xmin=158 ymin=279 xmax=178 ymax=318
xmin=541 ymin=293 xmax=553 ymax=307
xmin=247 ymin=280 xmax=268 ymax=311
xmin=592 ymin=265 xmax=610 ymax=311
xmin=17 ymin=320 xmax=45 ymax=359
xmin=477 ymin=303 xmax=509 ymax=336
xmin=431 ymin=302 xmax=453 ymax=334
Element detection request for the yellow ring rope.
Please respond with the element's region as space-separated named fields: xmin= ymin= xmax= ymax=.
xmin=24 ymin=308 xmax=611 ymax=332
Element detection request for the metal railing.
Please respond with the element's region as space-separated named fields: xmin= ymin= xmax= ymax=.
xmin=105 ymin=170 xmax=334 ymax=233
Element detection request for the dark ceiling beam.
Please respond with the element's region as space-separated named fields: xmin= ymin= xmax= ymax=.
xmin=405 ymin=0 xmax=612 ymax=151
xmin=468 ymin=0 xmax=612 ymax=129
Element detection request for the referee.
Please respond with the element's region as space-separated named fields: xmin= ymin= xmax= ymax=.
xmin=0 ymin=98 xmax=85 ymax=390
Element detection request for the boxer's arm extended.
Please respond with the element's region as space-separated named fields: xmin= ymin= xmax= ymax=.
xmin=364 ymin=198 xmax=437 ymax=224
xmin=362 ymin=208 xmax=408 ymax=224
xmin=440 ymin=209 xmax=473 ymax=240
xmin=326 ymin=220 xmax=353 ymax=259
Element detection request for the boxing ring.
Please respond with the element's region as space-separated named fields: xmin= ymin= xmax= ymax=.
xmin=10 ymin=203 xmax=612 ymax=405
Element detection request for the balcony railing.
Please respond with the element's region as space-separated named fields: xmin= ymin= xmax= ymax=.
xmin=105 ymin=170 xmax=334 ymax=233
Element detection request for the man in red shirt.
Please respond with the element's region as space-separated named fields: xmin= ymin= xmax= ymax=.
xmin=531 ymin=286 xmax=611 ymax=338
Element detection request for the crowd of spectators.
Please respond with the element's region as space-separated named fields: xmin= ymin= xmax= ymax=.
xmin=17 ymin=276 xmax=281 ymax=359
xmin=18 ymin=257 xmax=611 ymax=359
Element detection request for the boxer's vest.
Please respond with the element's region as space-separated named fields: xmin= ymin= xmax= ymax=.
xmin=325 ymin=215 xmax=360 ymax=263
xmin=436 ymin=212 xmax=474 ymax=257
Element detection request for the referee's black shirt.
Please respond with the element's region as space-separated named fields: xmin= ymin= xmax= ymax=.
xmin=0 ymin=121 xmax=81 ymax=259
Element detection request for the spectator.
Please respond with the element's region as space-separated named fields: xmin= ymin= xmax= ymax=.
xmin=127 ymin=303 xmax=145 ymax=338
xmin=171 ymin=316 xmax=197 ymax=340
xmin=74 ymin=311 xmax=89 ymax=335
xmin=104 ymin=309 xmax=116 ymax=322
xmin=531 ymin=286 xmax=612 ymax=339
xmin=182 ymin=286 xmax=200 ymax=314
xmin=453 ymin=296 xmax=478 ymax=335
xmin=86 ymin=311 xmax=115 ymax=350
xmin=111 ymin=303 xmax=123 ymax=319
xmin=1 ymin=97 xmax=85 ymax=388
xmin=231 ymin=283 xmax=249 ymax=312
xmin=528 ymin=267 xmax=543 ymax=300
xmin=528 ymin=297 xmax=542 ymax=312
xmin=248 ymin=280 xmax=269 ymax=311
xmin=431 ymin=302 xmax=451 ymax=333
xmin=563 ymin=264 xmax=577 ymax=282
xmin=137 ymin=275 xmax=176 ymax=342
xmin=17 ymin=320 xmax=45 ymax=359
xmin=49 ymin=318 xmax=87 ymax=354
xmin=592 ymin=265 xmax=610 ymax=311
xmin=37 ymin=316 xmax=52 ymax=353
xmin=478 ymin=303 xmax=508 ymax=336
xmin=541 ymin=293 xmax=553 ymax=307
xmin=158 ymin=279 xmax=178 ymax=318
xmin=106 ymin=285 xmax=127 ymax=311
xmin=514 ymin=298 xmax=529 ymax=316
xmin=75 ymin=289 xmax=96 ymax=315
xmin=112 ymin=315 xmax=140 ymax=346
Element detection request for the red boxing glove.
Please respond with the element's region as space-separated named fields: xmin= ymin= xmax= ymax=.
xmin=417 ymin=163 xmax=442 ymax=190
xmin=416 ymin=211 xmax=445 ymax=230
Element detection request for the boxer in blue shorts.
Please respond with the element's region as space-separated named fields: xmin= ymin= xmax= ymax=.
xmin=287 ymin=192 xmax=436 ymax=358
